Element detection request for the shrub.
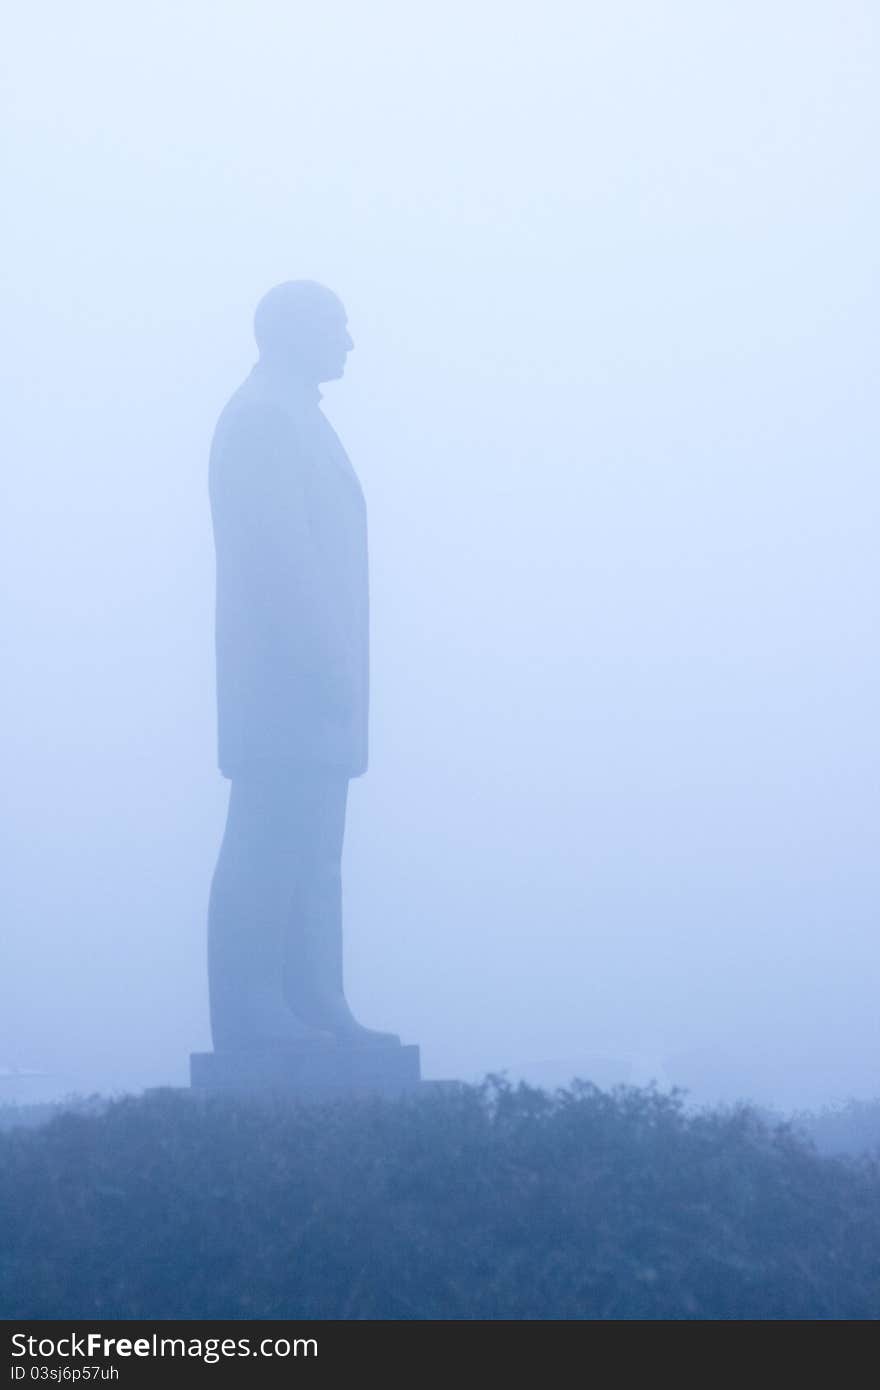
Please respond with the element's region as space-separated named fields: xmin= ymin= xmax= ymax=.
xmin=1 ymin=1079 xmax=877 ymax=1319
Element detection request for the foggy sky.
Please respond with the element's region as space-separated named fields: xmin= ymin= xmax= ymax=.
xmin=2 ymin=1 xmax=878 ymax=1109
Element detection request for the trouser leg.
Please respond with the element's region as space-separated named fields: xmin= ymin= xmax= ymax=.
xmin=207 ymin=773 xmax=331 ymax=1050
xmin=282 ymin=774 xmax=349 ymax=1020
xmin=283 ymin=773 xmax=399 ymax=1044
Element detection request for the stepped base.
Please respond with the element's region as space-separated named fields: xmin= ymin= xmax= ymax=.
xmin=190 ymin=1040 xmax=420 ymax=1099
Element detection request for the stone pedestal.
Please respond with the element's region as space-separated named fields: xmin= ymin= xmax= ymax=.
xmin=190 ymin=1040 xmax=421 ymax=1100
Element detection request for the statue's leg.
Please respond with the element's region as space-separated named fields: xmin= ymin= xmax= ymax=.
xmin=207 ymin=772 xmax=331 ymax=1050
xmin=283 ymin=771 xmax=399 ymax=1045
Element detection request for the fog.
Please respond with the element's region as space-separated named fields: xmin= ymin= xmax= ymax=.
xmin=2 ymin=2 xmax=877 ymax=1111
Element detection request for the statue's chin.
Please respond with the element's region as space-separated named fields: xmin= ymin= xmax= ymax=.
xmin=318 ymin=357 xmax=348 ymax=383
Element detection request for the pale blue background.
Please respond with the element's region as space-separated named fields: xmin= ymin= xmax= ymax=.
xmin=2 ymin=2 xmax=877 ymax=1108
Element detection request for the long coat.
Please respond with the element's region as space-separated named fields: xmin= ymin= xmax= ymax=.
xmin=208 ymin=364 xmax=369 ymax=779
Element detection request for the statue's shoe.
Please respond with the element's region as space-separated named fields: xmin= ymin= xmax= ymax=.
xmin=290 ymin=991 xmax=400 ymax=1046
xmin=214 ymin=995 xmax=334 ymax=1050
xmin=333 ymin=1019 xmax=401 ymax=1046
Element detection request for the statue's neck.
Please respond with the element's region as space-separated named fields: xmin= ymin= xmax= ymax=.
xmin=253 ymin=356 xmax=322 ymax=406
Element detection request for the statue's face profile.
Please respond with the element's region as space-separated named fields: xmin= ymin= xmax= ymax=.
xmin=303 ymin=296 xmax=354 ymax=383
xmin=255 ymin=281 xmax=354 ymax=384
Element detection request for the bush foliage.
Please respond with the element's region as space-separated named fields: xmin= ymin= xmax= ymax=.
xmin=1 ymin=1079 xmax=878 ymax=1319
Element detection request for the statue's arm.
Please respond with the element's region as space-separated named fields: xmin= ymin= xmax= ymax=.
xmin=210 ymin=402 xmax=351 ymax=690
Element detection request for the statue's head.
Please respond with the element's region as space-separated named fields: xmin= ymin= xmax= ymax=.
xmin=254 ymin=280 xmax=353 ymax=383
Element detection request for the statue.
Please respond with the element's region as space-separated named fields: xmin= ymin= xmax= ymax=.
xmin=206 ymin=281 xmax=397 ymax=1052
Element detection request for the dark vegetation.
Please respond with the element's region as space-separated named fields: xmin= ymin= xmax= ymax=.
xmin=793 ymin=1098 xmax=880 ymax=1159
xmin=1 ymin=1080 xmax=878 ymax=1319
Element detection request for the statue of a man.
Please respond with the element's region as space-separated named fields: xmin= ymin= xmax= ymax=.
xmin=207 ymin=281 xmax=395 ymax=1049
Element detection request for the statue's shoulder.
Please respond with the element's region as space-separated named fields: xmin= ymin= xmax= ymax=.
xmin=209 ymin=382 xmax=300 ymax=513
xmin=211 ymin=376 xmax=291 ymax=462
